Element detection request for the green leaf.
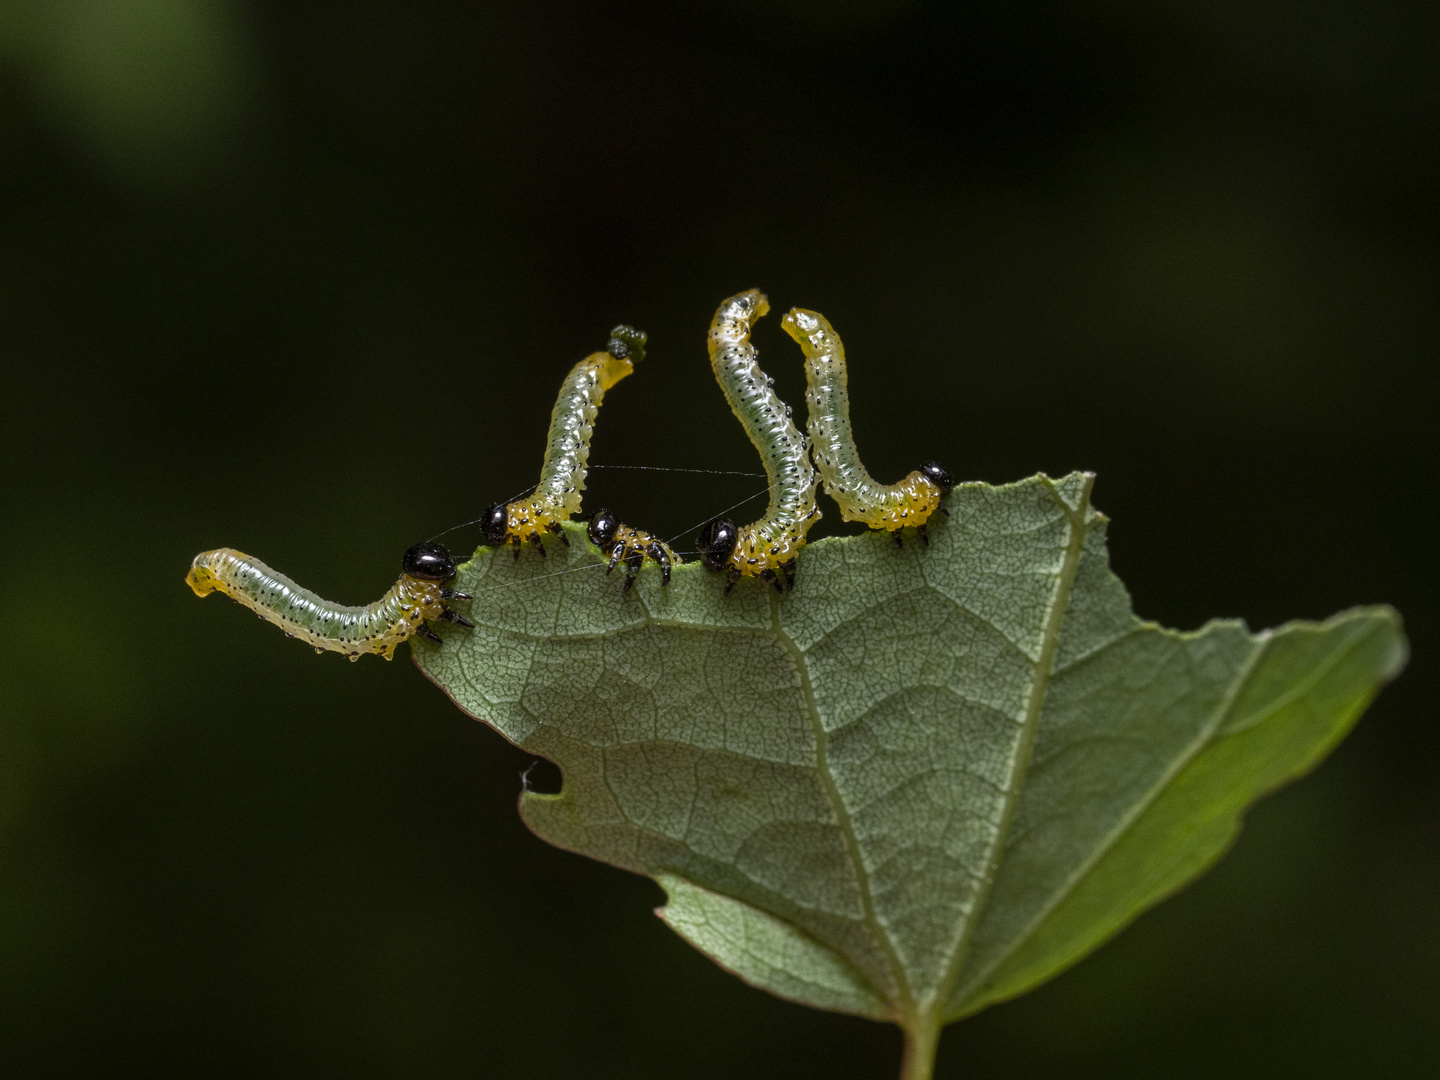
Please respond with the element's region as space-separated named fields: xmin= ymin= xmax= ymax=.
xmin=415 ymin=473 xmax=1406 ymax=1040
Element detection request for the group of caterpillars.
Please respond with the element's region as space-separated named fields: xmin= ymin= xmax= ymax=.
xmin=187 ymin=289 xmax=954 ymax=660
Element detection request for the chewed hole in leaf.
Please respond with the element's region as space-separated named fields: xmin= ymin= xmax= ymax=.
xmin=520 ymin=757 xmax=563 ymax=796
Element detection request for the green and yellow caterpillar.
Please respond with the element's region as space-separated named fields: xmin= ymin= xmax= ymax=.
xmin=782 ymin=307 xmax=952 ymax=545
xmin=697 ymin=289 xmax=821 ymax=594
xmin=186 ymin=542 xmax=473 ymax=660
xmin=587 ymin=507 xmax=678 ymax=593
xmin=483 ymin=326 xmax=647 ymax=557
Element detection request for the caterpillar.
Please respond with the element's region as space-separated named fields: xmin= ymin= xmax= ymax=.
xmin=781 ymin=307 xmax=953 ymax=545
xmin=696 ymin=289 xmax=821 ymax=595
xmin=186 ymin=541 xmax=474 ymax=661
xmin=483 ymin=325 xmax=646 ymax=558
xmin=587 ymin=507 xmax=678 ymax=593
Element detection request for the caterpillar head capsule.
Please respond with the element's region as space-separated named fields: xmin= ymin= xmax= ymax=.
xmin=921 ymin=461 xmax=954 ymax=495
xmin=697 ymin=517 xmax=739 ymax=573
xmin=588 ymin=507 xmax=621 ymax=549
xmin=402 ymin=541 xmax=457 ymax=582
xmin=481 ymin=503 xmax=510 ymax=547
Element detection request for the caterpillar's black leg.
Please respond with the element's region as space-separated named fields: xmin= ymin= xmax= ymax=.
xmin=622 ymin=551 xmax=643 ymax=593
xmin=606 ymin=545 xmax=623 ymax=575
xmin=760 ymin=568 xmax=783 ymax=593
xmin=916 ymin=523 xmax=929 ymax=547
xmin=417 ymin=626 xmax=444 ymax=645
xmin=547 ymin=521 xmax=570 ymax=547
xmin=781 ymin=558 xmax=797 ymax=591
xmin=439 ymin=610 xmax=475 ymax=629
xmin=528 ymin=533 xmax=547 ymax=557
xmin=892 ymin=529 xmax=905 ymax=548
xmin=440 ymin=588 xmax=473 ymax=601
xmin=510 ymin=535 xmax=522 ymax=561
xmin=650 ymin=544 xmax=672 ymax=586
xmin=723 ymin=568 xmax=742 ymax=596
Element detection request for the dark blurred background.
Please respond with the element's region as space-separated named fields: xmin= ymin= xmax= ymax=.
xmin=1 ymin=1 xmax=1435 ymax=1076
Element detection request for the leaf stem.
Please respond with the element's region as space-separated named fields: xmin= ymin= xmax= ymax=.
xmin=899 ymin=1014 xmax=940 ymax=1080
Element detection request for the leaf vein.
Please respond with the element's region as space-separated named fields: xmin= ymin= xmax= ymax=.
xmin=946 ymin=628 xmax=1276 ymax=1010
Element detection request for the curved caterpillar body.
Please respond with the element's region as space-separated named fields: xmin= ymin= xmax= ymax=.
xmin=484 ymin=326 xmax=646 ymax=558
xmin=587 ymin=507 xmax=678 ymax=593
xmin=782 ymin=307 xmax=954 ymax=545
xmin=696 ymin=289 xmax=820 ymax=595
xmin=186 ymin=541 xmax=474 ymax=661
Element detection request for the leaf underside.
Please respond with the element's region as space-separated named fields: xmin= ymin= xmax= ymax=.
xmin=415 ymin=473 xmax=1406 ymax=1026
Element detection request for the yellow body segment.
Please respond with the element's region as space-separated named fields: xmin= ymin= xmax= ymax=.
xmin=782 ymin=307 xmax=945 ymax=533
xmin=187 ymin=549 xmax=448 ymax=661
xmin=604 ymin=524 xmax=677 ymax=577
xmin=708 ymin=290 xmax=821 ymax=577
xmin=501 ymin=349 xmax=635 ymax=544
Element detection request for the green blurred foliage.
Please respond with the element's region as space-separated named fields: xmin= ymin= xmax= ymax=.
xmin=0 ymin=1 xmax=1435 ymax=1076
xmin=0 ymin=0 xmax=258 ymax=187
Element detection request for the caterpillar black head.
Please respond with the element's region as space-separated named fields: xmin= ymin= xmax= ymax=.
xmin=697 ymin=517 xmax=739 ymax=573
xmin=588 ymin=507 xmax=620 ymax=549
xmin=607 ymin=324 xmax=647 ymax=364
xmin=402 ymin=541 xmax=457 ymax=582
xmin=481 ymin=502 xmax=510 ymax=546
xmin=921 ymin=461 xmax=954 ymax=495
